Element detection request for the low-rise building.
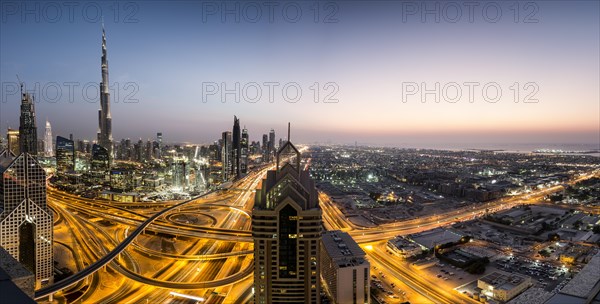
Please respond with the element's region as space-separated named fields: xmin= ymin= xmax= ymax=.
xmin=387 ymin=236 xmax=423 ymax=258
xmin=321 ymin=230 xmax=370 ymax=304
xmin=478 ymin=270 xmax=532 ymax=302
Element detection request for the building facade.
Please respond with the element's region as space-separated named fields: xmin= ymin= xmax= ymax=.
xmin=221 ymin=131 xmax=232 ymax=181
xmin=232 ymin=116 xmax=241 ymax=178
xmin=7 ymin=129 xmax=20 ymax=156
xmin=321 ymin=230 xmax=370 ymax=304
xmin=0 ymin=151 xmax=53 ymax=289
xmin=18 ymin=90 xmax=37 ymax=156
xmin=43 ymin=121 xmax=52 ymax=157
xmin=55 ymin=136 xmax=75 ymax=173
xmin=91 ymin=144 xmax=110 ymax=174
xmin=252 ymin=135 xmax=322 ymax=303
xmin=241 ymin=127 xmax=248 ymax=174
xmin=477 ymin=270 xmax=532 ymax=302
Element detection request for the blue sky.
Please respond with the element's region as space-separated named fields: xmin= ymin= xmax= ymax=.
xmin=1 ymin=1 xmax=598 ymax=147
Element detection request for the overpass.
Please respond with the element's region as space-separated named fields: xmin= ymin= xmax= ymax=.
xmin=35 ymin=190 xmax=218 ymax=299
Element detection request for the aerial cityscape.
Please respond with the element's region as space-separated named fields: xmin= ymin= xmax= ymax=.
xmin=0 ymin=1 xmax=599 ymax=304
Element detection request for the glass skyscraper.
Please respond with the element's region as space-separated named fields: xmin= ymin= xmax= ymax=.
xmin=252 ymin=130 xmax=322 ymax=303
xmin=56 ymin=136 xmax=75 ymax=173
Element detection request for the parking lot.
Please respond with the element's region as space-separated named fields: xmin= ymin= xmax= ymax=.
xmin=493 ymin=254 xmax=569 ymax=292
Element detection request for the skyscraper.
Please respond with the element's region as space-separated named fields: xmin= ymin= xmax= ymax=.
xmin=97 ymin=24 xmax=113 ymax=163
xmin=0 ymin=150 xmax=53 ymax=289
xmin=269 ymin=129 xmax=276 ymax=159
xmin=7 ymin=129 xmax=20 ymax=156
xmin=252 ymin=125 xmax=322 ymax=303
xmin=19 ymin=86 xmax=37 ymax=156
xmin=91 ymin=144 xmax=110 ymax=174
xmin=56 ymin=136 xmax=75 ymax=173
xmin=156 ymin=132 xmax=163 ymax=158
xmin=262 ymin=134 xmax=268 ymax=161
xmin=232 ymin=116 xmax=241 ymax=178
xmin=221 ymin=131 xmax=232 ymax=181
xmin=241 ymin=127 xmax=248 ymax=174
xmin=43 ymin=120 xmax=52 ymax=157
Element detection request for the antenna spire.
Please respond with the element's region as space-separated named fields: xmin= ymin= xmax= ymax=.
xmin=287 ymin=122 xmax=290 ymax=142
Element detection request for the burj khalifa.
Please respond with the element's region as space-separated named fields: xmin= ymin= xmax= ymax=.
xmin=97 ymin=24 xmax=113 ymax=162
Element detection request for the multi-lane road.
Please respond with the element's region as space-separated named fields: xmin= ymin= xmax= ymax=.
xmin=41 ymin=152 xmax=598 ymax=304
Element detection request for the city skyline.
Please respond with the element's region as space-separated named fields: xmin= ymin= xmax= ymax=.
xmin=0 ymin=1 xmax=598 ymax=147
xmin=0 ymin=1 xmax=599 ymax=304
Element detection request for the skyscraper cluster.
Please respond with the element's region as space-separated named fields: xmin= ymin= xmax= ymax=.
xmin=216 ymin=115 xmax=286 ymax=181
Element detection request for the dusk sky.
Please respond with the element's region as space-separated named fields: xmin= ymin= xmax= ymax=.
xmin=1 ymin=1 xmax=598 ymax=148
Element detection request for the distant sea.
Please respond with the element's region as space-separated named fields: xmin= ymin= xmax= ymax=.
xmin=386 ymin=143 xmax=600 ymax=157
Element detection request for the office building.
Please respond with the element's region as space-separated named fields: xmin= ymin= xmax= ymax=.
xmin=269 ymin=129 xmax=275 ymax=158
xmin=0 ymin=150 xmax=53 ymax=289
xmin=43 ymin=120 xmax=52 ymax=157
xmin=221 ymin=131 xmax=232 ymax=180
xmin=252 ymin=125 xmax=322 ymax=303
xmin=241 ymin=127 xmax=248 ymax=174
xmin=478 ymin=270 xmax=532 ymax=302
xmin=171 ymin=157 xmax=187 ymax=190
xmin=91 ymin=144 xmax=110 ymax=173
xmin=19 ymin=87 xmax=37 ymax=155
xmin=321 ymin=230 xmax=370 ymax=304
xmin=7 ymin=129 xmax=20 ymax=156
xmin=56 ymin=136 xmax=75 ymax=173
xmin=262 ymin=134 xmax=268 ymax=161
xmin=97 ymin=25 xmax=113 ymax=162
xmin=232 ymin=116 xmax=241 ymax=178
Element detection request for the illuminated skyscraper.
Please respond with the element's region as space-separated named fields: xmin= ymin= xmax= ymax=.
xmin=241 ymin=127 xmax=248 ymax=174
xmin=232 ymin=116 xmax=241 ymax=178
xmin=262 ymin=134 xmax=268 ymax=161
xmin=55 ymin=136 xmax=75 ymax=173
xmin=91 ymin=144 xmax=110 ymax=174
xmin=97 ymin=24 xmax=113 ymax=163
xmin=156 ymin=132 xmax=163 ymax=158
xmin=19 ymin=87 xmax=37 ymax=156
xmin=7 ymin=129 xmax=20 ymax=156
xmin=253 ymin=125 xmax=322 ymax=303
xmin=221 ymin=131 xmax=232 ymax=181
xmin=269 ymin=129 xmax=275 ymax=158
xmin=0 ymin=150 xmax=53 ymax=289
xmin=43 ymin=120 xmax=52 ymax=157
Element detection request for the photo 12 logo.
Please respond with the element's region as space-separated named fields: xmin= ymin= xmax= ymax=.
xmin=401 ymin=82 xmax=539 ymax=104
xmin=1 ymin=81 xmax=139 ymax=104
xmin=400 ymin=1 xmax=539 ymax=23
xmin=201 ymin=82 xmax=339 ymax=104
xmin=1 ymin=1 xmax=139 ymax=23
xmin=200 ymin=1 xmax=339 ymax=23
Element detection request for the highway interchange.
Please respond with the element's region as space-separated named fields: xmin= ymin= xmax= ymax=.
xmin=40 ymin=154 xmax=599 ymax=303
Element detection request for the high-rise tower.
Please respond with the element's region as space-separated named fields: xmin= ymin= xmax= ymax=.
xmin=43 ymin=120 xmax=53 ymax=157
xmin=252 ymin=124 xmax=322 ymax=303
xmin=19 ymin=86 xmax=37 ymax=155
xmin=232 ymin=116 xmax=241 ymax=178
xmin=97 ymin=24 xmax=113 ymax=163
xmin=0 ymin=150 xmax=54 ymax=289
xmin=241 ymin=127 xmax=248 ymax=174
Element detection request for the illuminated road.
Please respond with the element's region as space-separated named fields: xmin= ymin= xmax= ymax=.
xmin=36 ymin=189 xmax=218 ymax=299
xmin=41 ymin=148 xmax=596 ymax=304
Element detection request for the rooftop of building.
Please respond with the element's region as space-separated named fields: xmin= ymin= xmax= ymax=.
xmin=479 ymin=270 xmax=530 ymax=291
xmin=560 ymin=253 xmax=600 ymax=298
xmin=0 ymin=247 xmax=35 ymax=304
xmin=409 ymin=227 xmax=464 ymax=249
xmin=322 ymin=230 xmax=367 ymax=268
